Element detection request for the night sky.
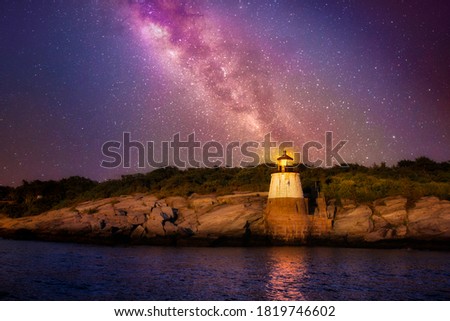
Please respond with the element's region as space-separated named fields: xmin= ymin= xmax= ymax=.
xmin=1 ymin=0 xmax=449 ymax=186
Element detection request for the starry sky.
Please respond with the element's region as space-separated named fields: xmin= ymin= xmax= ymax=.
xmin=1 ymin=0 xmax=449 ymax=186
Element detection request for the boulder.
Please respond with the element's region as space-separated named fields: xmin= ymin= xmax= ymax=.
xmin=375 ymin=197 xmax=407 ymax=226
xmin=189 ymin=195 xmax=218 ymax=210
xmin=165 ymin=196 xmax=188 ymax=209
xmin=371 ymin=214 xmax=389 ymax=230
xmin=374 ymin=197 xmax=407 ymax=213
xmin=160 ymin=206 xmax=175 ymax=220
xmin=143 ymin=211 xmax=165 ymax=237
xmin=407 ymin=197 xmax=450 ymax=239
xmin=395 ymin=225 xmax=408 ymax=237
xmin=364 ymin=228 xmax=390 ymax=242
xmin=127 ymin=212 xmax=147 ymax=225
xmin=382 ymin=210 xmax=407 ymax=226
xmin=163 ymin=222 xmax=178 ymax=236
xmin=141 ymin=195 xmax=159 ymax=204
xmin=102 ymin=215 xmax=129 ymax=229
xmin=176 ymin=208 xmax=198 ymax=230
xmin=113 ymin=195 xmax=151 ymax=212
xmin=333 ymin=205 xmax=372 ymax=237
xmin=150 ymin=207 xmax=162 ymax=217
xmin=197 ymin=204 xmax=263 ymax=238
xmin=130 ymin=225 xmax=146 ymax=240
xmin=96 ymin=203 xmax=116 ymax=216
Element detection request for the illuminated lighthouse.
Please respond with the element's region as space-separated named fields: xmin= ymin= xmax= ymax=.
xmin=265 ymin=151 xmax=309 ymax=243
xmin=268 ymin=150 xmax=304 ymax=199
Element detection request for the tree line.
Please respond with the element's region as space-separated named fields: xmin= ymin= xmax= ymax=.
xmin=0 ymin=157 xmax=448 ymax=217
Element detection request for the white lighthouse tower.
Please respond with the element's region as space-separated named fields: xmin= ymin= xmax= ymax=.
xmin=268 ymin=150 xmax=304 ymax=199
xmin=265 ymin=151 xmax=309 ymax=243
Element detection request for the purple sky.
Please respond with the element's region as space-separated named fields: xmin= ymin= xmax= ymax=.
xmin=1 ymin=0 xmax=449 ymax=186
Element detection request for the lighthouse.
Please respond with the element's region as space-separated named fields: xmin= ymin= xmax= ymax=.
xmin=269 ymin=150 xmax=304 ymax=199
xmin=265 ymin=150 xmax=309 ymax=243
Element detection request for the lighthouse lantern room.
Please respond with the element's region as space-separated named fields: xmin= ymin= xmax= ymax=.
xmin=277 ymin=150 xmax=293 ymax=172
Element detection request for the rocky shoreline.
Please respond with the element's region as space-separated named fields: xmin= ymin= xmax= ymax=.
xmin=0 ymin=193 xmax=449 ymax=249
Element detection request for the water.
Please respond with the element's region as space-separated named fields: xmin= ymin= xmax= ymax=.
xmin=0 ymin=239 xmax=449 ymax=300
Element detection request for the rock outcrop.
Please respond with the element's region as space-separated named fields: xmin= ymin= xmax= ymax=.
xmin=328 ymin=196 xmax=450 ymax=247
xmin=333 ymin=204 xmax=372 ymax=239
xmin=0 ymin=192 xmax=267 ymax=246
xmin=0 ymin=193 xmax=448 ymax=248
xmin=407 ymin=197 xmax=450 ymax=239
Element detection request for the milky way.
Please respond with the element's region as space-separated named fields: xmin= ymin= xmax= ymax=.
xmin=127 ymin=0 xmax=289 ymax=139
xmin=0 ymin=0 xmax=449 ymax=185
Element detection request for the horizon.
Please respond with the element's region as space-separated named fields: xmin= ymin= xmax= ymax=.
xmin=1 ymin=0 xmax=449 ymax=186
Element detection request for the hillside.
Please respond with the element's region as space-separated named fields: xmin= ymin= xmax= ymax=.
xmin=0 ymin=157 xmax=449 ymax=218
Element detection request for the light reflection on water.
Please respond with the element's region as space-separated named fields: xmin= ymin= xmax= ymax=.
xmin=0 ymin=239 xmax=449 ymax=300
xmin=265 ymin=249 xmax=308 ymax=300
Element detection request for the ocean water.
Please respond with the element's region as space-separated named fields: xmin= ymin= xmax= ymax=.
xmin=0 ymin=239 xmax=449 ymax=300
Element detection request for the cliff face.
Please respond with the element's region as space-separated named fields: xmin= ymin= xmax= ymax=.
xmin=0 ymin=193 xmax=267 ymax=246
xmin=331 ymin=196 xmax=450 ymax=246
xmin=0 ymin=194 xmax=449 ymax=248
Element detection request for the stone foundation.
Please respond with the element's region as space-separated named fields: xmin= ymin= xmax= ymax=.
xmin=265 ymin=198 xmax=309 ymax=243
xmin=264 ymin=196 xmax=334 ymax=243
